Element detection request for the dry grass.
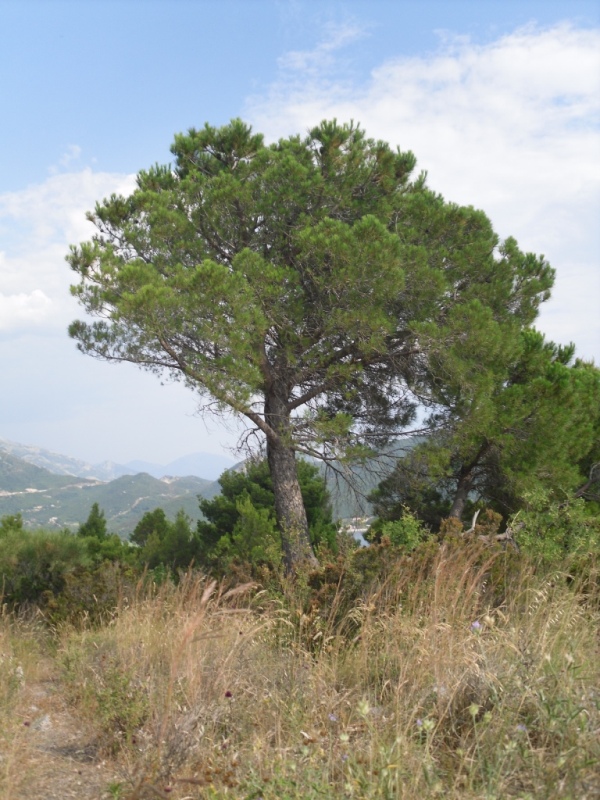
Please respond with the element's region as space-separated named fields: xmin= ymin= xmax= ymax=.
xmin=0 ymin=610 xmax=58 ymax=799
xmin=1 ymin=544 xmax=599 ymax=799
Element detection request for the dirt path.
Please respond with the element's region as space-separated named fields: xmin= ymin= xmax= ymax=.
xmin=12 ymin=669 xmax=121 ymax=800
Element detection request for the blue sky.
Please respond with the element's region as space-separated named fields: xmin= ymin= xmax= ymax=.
xmin=1 ymin=0 xmax=599 ymax=466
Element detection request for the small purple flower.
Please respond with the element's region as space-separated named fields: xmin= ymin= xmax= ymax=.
xmin=516 ymin=724 xmax=528 ymax=733
xmin=416 ymin=718 xmax=423 ymax=728
xmin=341 ymin=754 xmax=348 ymax=762
xmin=471 ymin=620 xmax=482 ymax=631
xmin=328 ymin=713 xmax=338 ymax=723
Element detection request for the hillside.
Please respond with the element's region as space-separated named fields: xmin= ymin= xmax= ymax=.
xmin=0 ymin=451 xmax=219 ymax=536
xmin=0 ymin=438 xmax=236 ymax=482
xmin=0 ymin=451 xmax=99 ymax=493
xmin=0 ymin=438 xmax=135 ymax=481
xmin=125 ymin=451 xmax=236 ymax=480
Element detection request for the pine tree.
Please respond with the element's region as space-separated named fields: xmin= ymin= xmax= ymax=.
xmin=78 ymin=502 xmax=108 ymax=540
xmin=372 ymin=330 xmax=600 ymax=526
xmin=68 ymin=119 xmax=553 ymax=569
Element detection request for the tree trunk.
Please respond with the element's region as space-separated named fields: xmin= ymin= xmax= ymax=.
xmin=448 ymin=442 xmax=490 ymax=523
xmin=448 ymin=469 xmax=474 ymax=521
xmin=264 ymin=391 xmax=318 ymax=573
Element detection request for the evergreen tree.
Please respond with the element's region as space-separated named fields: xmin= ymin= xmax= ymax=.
xmin=372 ymin=330 xmax=600 ymax=527
xmin=68 ymin=119 xmax=553 ymax=569
xmin=130 ymin=507 xmax=170 ymax=547
xmin=78 ymin=502 xmax=108 ymax=540
xmin=134 ymin=509 xmax=199 ymax=571
xmin=197 ymin=458 xmax=337 ymax=562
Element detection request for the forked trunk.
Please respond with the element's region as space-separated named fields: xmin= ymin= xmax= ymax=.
xmin=265 ymin=392 xmax=318 ymax=573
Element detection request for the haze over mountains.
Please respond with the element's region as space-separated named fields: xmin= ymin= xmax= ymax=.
xmin=0 ymin=438 xmax=236 ymax=482
xmin=0 ymin=438 xmax=236 ymax=536
xmin=125 ymin=452 xmax=236 ymax=481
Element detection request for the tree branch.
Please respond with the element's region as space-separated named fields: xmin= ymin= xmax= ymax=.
xmin=155 ymin=333 xmax=282 ymax=446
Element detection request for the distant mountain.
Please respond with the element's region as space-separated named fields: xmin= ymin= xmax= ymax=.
xmin=0 ymin=450 xmax=220 ymax=536
xmin=125 ymin=452 xmax=235 ymax=481
xmin=0 ymin=438 xmax=135 ymax=481
xmin=0 ymin=451 xmax=99 ymax=493
xmin=0 ymin=438 xmax=236 ymax=482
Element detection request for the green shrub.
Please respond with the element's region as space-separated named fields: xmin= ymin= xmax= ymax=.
xmin=0 ymin=519 xmax=91 ymax=607
xmin=380 ymin=509 xmax=429 ymax=551
xmin=366 ymin=506 xmax=430 ymax=551
xmin=211 ymin=493 xmax=282 ymax=573
xmin=513 ymin=490 xmax=600 ymax=563
xmin=0 ymin=514 xmax=139 ymax=617
xmin=133 ymin=509 xmax=201 ymax=573
xmin=43 ymin=561 xmax=140 ymax=626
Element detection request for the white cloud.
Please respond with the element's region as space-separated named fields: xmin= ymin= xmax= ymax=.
xmin=247 ymin=22 xmax=600 ymax=361
xmin=0 ymin=289 xmax=52 ymax=330
xmin=0 ymin=169 xmax=136 ymax=332
xmin=277 ymin=20 xmax=367 ymax=76
xmin=58 ymin=144 xmax=82 ymax=169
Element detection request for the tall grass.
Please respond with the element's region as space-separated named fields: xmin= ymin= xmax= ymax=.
xmin=43 ymin=542 xmax=600 ymax=799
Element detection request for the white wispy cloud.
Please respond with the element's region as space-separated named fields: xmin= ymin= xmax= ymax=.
xmin=0 ymin=168 xmax=136 ymax=332
xmin=248 ymin=22 xmax=600 ymax=361
xmin=277 ymin=20 xmax=367 ymax=75
xmin=48 ymin=144 xmax=84 ymax=175
xmin=0 ymin=288 xmax=52 ymax=331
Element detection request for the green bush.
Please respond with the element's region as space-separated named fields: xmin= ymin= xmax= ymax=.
xmin=211 ymin=493 xmax=282 ymax=573
xmin=381 ymin=510 xmax=428 ymax=551
xmin=366 ymin=506 xmax=429 ymax=551
xmin=512 ymin=490 xmax=600 ymax=563
xmin=0 ymin=513 xmax=138 ymax=617
xmin=133 ymin=509 xmax=201 ymax=573
xmin=43 ymin=560 xmax=140 ymax=626
xmin=0 ymin=516 xmax=91 ymax=607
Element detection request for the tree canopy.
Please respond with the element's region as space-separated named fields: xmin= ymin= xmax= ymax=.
xmin=372 ymin=330 xmax=600 ymax=527
xmin=68 ymin=118 xmax=553 ymax=569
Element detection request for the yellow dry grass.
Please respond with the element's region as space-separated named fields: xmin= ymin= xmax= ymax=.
xmin=1 ymin=544 xmax=599 ymax=799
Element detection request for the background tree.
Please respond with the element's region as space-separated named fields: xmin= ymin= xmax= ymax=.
xmin=133 ymin=509 xmax=199 ymax=572
xmin=68 ymin=119 xmax=553 ymax=570
xmin=130 ymin=508 xmax=170 ymax=547
xmin=197 ymin=458 xmax=337 ymax=566
xmin=372 ymin=330 xmax=600 ymax=528
xmin=77 ymin=502 xmax=108 ymax=540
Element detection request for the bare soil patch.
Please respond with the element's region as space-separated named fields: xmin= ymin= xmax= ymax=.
xmin=12 ymin=665 xmax=120 ymax=800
